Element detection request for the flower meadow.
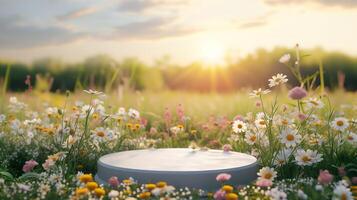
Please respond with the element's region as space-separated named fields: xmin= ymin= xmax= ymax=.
xmin=0 ymin=54 xmax=356 ymax=200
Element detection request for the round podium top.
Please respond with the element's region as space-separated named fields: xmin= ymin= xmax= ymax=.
xmin=99 ymin=148 xmax=257 ymax=172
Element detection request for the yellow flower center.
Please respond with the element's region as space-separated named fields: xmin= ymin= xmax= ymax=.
xmin=286 ymin=134 xmax=295 ymax=141
xmin=250 ymin=135 xmax=257 ymax=142
xmin=263 ymin=173 xmax=273 ymax=179
xmin=302 ymin=155 xmax=311 ymax=163
xmin=237 ymin=124 xmax=243 ymax=129
xmin=96 ymin=131 xmax=105 ymax=137
xmin=336 ymin=120 xmax=344 ymax=126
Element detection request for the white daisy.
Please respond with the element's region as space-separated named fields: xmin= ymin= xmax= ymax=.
xmin=128 ymin=108 xmax=140 ymax=119
xmin=249 ymin=88 xmax=271 ymax=98
xmin=257 ymin=167 xmax=277 ymax=181
xmin=332 ymin=185 xmax=353 ymax=200
xmin=266 ymin=188 xmax=287 ymax=200
xmin=295 ymin=149 xmax=323 ymax=166
xmin=0 ymin=114 xmax=6 ymax=123
xmin=83 ymin=89 xmax=103 ymax=95
xmin=117 ymin=107 xmax=126 ymax=116
xmin=279 ymin=53 xmax=291 ymax=64
xmin=268 ymin=73 xmax=288 ymax=88
xmin=255 ymin=118 xmax=267 ymax=129
xmin=274 ymin=115 xmax=294 ymax=126
xmin=91 ymin=127 xmax=113 ymax=142
xmin=279 ymin=128 xmax=302 ymax=147
xmin=274 ymin=148 xmax=292 ymax=166
xmin=232 ymin=120 xmax=247 ymax=133
xmin=345 ymin=132 xmax=357 ymax=145
xmin=331 ymin=117 xmax=349 ymax=132
xmin=244 ymin=131 xmax=258 ymax=145
xmin=305 ymin=97 xmax=324 ymax=109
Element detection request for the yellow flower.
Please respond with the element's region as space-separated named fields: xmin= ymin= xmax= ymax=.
xmin=75 ymin=187 xmax=88 ymax=197
xmin=86 ymin=181 xmax=98 ymax=190
xmin=72 ymin=106 xmax=78 ymax=112
xmin=94 ymin=188 xmax=105 ymax=197
xmin=177 ymin=124 xmax=184 ymax=130
xmin=190 ymin=130 xmax=197 ymax=135
xmin=145 ymin=183 xmax=156 ymax=190
xmin=156 ymin=181 xmax=167 ymax=188
xmin=222 ymin=185 xmax=234 ymax=193
xmin=126 ymin=123 xmax=133 ymax=129
xmin=117 ymin=117 xmax=122 ymax=123
xmin=79 ymin=174 xmax=93 ymax=183
xmin=138 ymin=191 xmax=151 ymax=199
xmin=123 ymin=179 xmax=132 ymax=185
xmin=92 ymin=113 xmax=99 ymax=120
xmin=225 ymin=193 xmax=238 ymax=200
xmin=135 ymin=124 xmax=141 ymax=129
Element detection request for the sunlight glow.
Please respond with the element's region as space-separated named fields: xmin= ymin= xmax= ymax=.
xmin=199 ymin=40 xmax=226 ymax=66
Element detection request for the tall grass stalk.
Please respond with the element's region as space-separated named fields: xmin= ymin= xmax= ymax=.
xmin=1 ymin=64 xmax=11 ymax=112
xmin=319 ymin=60 xmax=325 ymax=95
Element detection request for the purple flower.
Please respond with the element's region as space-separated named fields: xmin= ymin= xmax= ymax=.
xmin=22 ymin=160 xmax=38 ymax=173
xmin=288 ymin=87 xmax=307 ymax=100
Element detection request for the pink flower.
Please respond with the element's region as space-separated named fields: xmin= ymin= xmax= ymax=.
xmin=233 ymin=115 xmax=244 ymax=121
xmin=216 ymin=173 xmax=231 ymax=182
xmin=108 ymin=176 xmax=120 ymax=187
xmin=213 ymin=189 xmax=226 ymax=200
xmin=288 ymin=87 xmax=307 ymax=100
xmin=22 ymin=160 xmax=38 ymax=173
xmin=318 ymin=170 xmax=333 ymax=185
xmin=298 ymin=113 xmax=307 ymax=121
xmin=255 ymin=101 xmax=261 ymax=107
xmin=222 ymin=144 xmax=232 ymax=152
xmin=256 ymin=179 xmax=273 ymax=187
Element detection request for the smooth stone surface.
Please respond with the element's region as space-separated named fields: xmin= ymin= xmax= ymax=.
xmin=96 ymin=148 xmax=258 ymax=191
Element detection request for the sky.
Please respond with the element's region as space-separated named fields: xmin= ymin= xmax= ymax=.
xmin=1 ymin=0 xmax=357 ymax=65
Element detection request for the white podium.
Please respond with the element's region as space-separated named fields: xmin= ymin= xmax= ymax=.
xmin=95 ymin=148 xmax=257 ymax=191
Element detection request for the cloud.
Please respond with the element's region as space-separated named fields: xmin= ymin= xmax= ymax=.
xmin=118 ymin=0 xmax=191 ymax=13
xmin=264 ymin=0 xmax=357 ymax=8
xmin=238 ymin=21 xmax=267 ymax=29
xmin=113 ymin=17 xmax=200 ymax=40
xmin=234 ymin=11 xmax=274 ymax=30
xmin=57 ymin=7 xmax=98 ymax=21
xmin=0 ymin=16 xmax=83 ymax=48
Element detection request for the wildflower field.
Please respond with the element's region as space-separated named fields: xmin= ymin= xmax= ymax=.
xmin=0 ymin=54 xmax=356 ymax=200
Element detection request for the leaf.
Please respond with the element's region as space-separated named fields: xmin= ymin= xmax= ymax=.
xmin=0 ymin=171 xmax=14 ymax=181
xmin=17 ymin=172 xmax=41 ymax=181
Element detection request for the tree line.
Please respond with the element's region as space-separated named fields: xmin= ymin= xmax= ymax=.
xmin=0 ymin=47 xmax=356 ymax=93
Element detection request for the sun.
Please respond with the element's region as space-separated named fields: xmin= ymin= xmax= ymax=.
xmin=199 ymin=40 xmax=225 ymax=66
